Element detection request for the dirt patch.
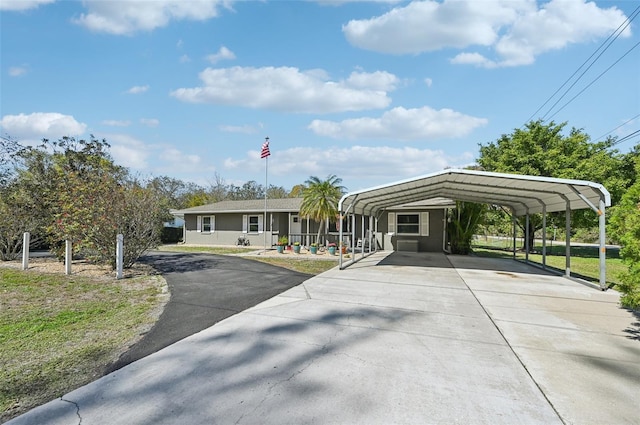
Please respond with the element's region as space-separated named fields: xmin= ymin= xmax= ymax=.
xmin=0 ymin=257 xmax=156 ymax=280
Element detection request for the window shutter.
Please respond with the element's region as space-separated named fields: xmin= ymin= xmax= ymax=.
xmin=258 ymin=214 xmax=264 ymax=233
xmin=242 ymin=215 xmax=248 ymax=233
xmin=388 ymin=213 xmax=395 ymax=234
xmin=421 ymin=212 xmax=430 ymax=236
xmin=197 ymin=216 xmax=202 ymax=232
xmin=211 ymin=215 xmax=215 ymax=233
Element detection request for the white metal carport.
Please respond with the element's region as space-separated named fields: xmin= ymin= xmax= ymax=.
xmin=337 ymin=169 xmax=611 ymax=289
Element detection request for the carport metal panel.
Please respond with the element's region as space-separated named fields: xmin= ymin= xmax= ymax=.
xmin=337 ymin=169 xmax=611 ymax=289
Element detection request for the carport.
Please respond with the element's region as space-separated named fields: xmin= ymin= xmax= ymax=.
xmin=337 ymin=169 xmax=611 ymax=289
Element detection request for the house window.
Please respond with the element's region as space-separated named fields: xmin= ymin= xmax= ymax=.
xmin=397 ymin=214 xmax=420 ymax=234
xmin=242 ymin=214 xmax=263 ymax=233
xmin=202 ymin=216 xmax=212 ymax=232
xmin=197 ymin=215 xmax=215 ymax=233
xmin=248 ymin=215 xmax=260 ymax=233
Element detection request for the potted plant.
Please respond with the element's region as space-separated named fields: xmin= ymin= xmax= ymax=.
xmin=293 ymin=241 xmax=301 ymax=254
xmin=327 ymin=242 xmax=337 ymax=255
xmin=276 ymin=236 xmax=288 ymax=254
xmin=310 ymin=243 xmax=318 ymax=255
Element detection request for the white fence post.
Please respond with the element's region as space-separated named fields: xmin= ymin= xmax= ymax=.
xmin=65 ymin=240 xmax=72 ymax=275
xmin=22 ymin=232 xmax=30 ymax=270
xmin=116 ymin=234 xmax=124 ymax=279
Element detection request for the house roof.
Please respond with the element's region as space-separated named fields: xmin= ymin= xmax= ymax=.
xmin=339 ymin=169 xmax=611 ymax=217
xmin=172 ymin=198 xmax=303 ymax=216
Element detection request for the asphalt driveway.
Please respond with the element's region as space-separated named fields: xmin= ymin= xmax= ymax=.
xmin=106 ymin=251 xmax=312 ymax=373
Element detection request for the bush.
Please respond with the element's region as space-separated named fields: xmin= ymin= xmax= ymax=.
xmin=609 ymin=166 xmax=640 ymax=310
xmin=162 ymin=227 xmax=183 ymax=244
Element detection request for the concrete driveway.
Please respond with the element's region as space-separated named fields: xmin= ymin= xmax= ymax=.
xmin=8 ymin=251 xmax=639 ymax=425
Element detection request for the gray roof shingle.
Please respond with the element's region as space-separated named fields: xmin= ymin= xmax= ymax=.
xmin=172 ymin=198 xmax=303 ymax=215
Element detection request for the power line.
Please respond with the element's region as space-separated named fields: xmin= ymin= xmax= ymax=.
xmin=545 ymin=40 xmax=640 ymax=122
xmin=523 ymin=5 xmax=640 ymax=126
xmin=592 ymin=113 xmax=640 ymax=142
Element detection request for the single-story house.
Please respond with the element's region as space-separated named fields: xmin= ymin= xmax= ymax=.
xmin=171 ymin=197 xmax=453 ymax=252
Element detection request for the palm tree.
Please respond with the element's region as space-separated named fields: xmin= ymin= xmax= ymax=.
xmin=300 ymin=175 xmax=345 ymax=245
xmin=447 ymin=201 xmax=487 ymax=255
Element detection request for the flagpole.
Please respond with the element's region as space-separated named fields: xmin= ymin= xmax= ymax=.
xmin=264 ymin=137 xmax=269 ymax=253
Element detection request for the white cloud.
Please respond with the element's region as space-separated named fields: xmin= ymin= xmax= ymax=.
xmin=0 ymin=0 xmax=55 ymax=11
xmin=219 ymin=124 xmax=260 ymax=134
xmin=206 ymin=46 xmax=236 ymax=64
xmin=171 ymin=66 xmax=395 ymax=113
xmin=308 ymin=106 xmax=487 ymax=140
xmin=223 ymin=144 xmax=473 ymax=187
xmin=343 ymin=0 xmax=630 ymax=67
xmin=450 ymin=52 xmax=497 ymax=68
xmin=72 ymin=0 xmax=231 ymax=35
xmin=107 ymin=134 xmax=151 ymax=169
xmin=0 ymin=112 xmax=86 ymax=139
xmin=127 ymin=85 xmax=149 ymax=94
xmin=101 ymin=133 xmax=203 ymax=174
xmin=424 ymin=78 xmax=433 ymax=88
xmin=102 ymin=119 xmax=131 ymax=127
xmin=8 ymin=66 xmax=28 ymax=77
xmin=159 ymin=148 xmax=201 ymax=167
xmin=140 ymin=118 xmax=159 ymax=127
xmin=180 ymin=54 xmax=191 ymax=63
xmin=346 ymin=70 xmax=399 ymax=91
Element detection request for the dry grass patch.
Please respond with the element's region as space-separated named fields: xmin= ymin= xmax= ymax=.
xmin=0 ymin=259 xmax=168 ymax=422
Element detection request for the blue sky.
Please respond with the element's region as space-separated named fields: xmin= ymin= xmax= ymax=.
xmin=1 ymin=0 xmax=638 ymax=193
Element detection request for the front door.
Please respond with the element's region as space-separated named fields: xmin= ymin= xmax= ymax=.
xmin=290 ymin=214 xmax=302 ymax=244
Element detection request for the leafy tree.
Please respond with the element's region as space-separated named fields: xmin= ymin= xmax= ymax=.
xmin=4 ymin=136 xmax=166 ymax=269
xmin=78 ymin=180 xmax=165 ymax=268
xmin=609 ymin=153 xmax=640 ymax=309
xmin=207 ymin=172 xmax=229 ymax=203
xmin=289 ymin=184 xmax=306 ymax=198
xmin=267 ymin=185 xmax=289 ymax=199
xmin=447 ymin=201 xmax=487 ymax=255
xmin=0 ymin=138 xmax=52 ymax=259
xmin=228 ymin=180 xmax=264 ymax=200
xmin=477 ymin=120 xmax=629 ymax=247
xmin=300 ymin=175 xmax=345 ymax=244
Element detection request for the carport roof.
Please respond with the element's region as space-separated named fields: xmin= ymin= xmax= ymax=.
xmin=338 ymin=169 xmax=611 ymax=217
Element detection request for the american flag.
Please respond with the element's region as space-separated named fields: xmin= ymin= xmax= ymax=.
xmin=260 ymin=137 xmax=270 ymax=159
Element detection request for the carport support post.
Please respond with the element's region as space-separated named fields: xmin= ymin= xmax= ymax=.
xmin=512 ymin=209 xmax=516 ymax=259
xmin=525 ymin=213 xmax=530 ymax=263
xmin=351 ymin=213 xmax=356 ymax=255
xmin=361 ymin=214 xmax=365 ymax=259
xmin=565 ymin=201 xmax=571 ymax=277
xmin=542 ymin=205 xmax=547 ymax=269
xmin=369 ymin=215 xmax=374 ymax=253
xmin=21 ymin=232 xmax=30 ymax=270
xmin=599 ymin=197 xmax=607 ymax=290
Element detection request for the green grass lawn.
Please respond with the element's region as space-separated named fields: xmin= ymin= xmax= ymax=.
xmin=472 ymin=242 xmax=626 ymax=287
xmin=158 ymin=245 xmax=339 ymax=275
xmin=0 ymin=268 xmax=165 ymax=422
